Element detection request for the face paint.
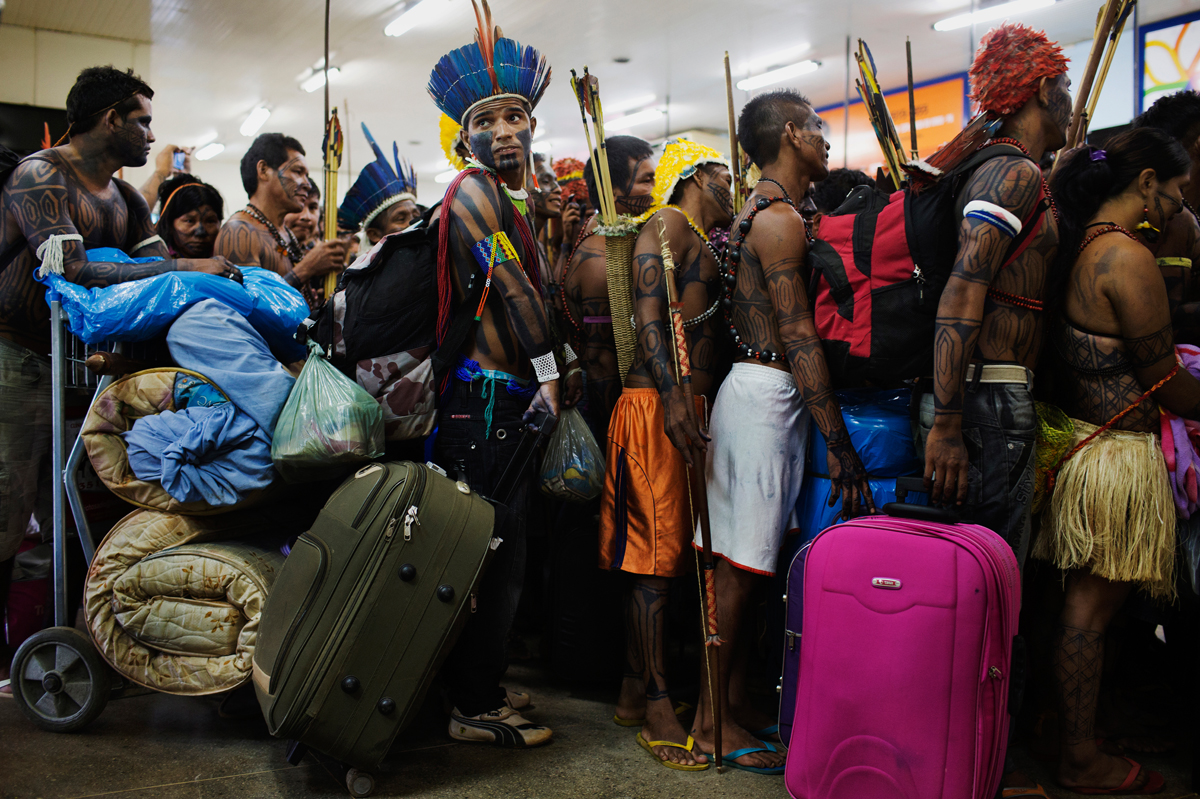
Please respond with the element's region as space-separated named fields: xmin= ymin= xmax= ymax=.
xmin=493 ymin=128 xmax=531 ymax=174
xmin=470 ymin=131 xmax=496 ymax=170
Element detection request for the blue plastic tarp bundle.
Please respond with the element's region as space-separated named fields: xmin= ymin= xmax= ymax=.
xmin=121 ymin=300 xmax=296 ymax=508
xmin=41 ymin=248 xmax=308 ymax=361
xmin=791 ymin=388 xmax=929 ymax=544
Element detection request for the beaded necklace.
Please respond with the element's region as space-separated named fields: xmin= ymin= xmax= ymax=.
xmin=661 ymin=205 xmax=723 ymax=328
xmin=1077 ymin=223 xmax=1139 ymax=255
xmin=243 ymin=204 xmax=304 ymax=263
xmin=721 ymin=193 xmax=798 ymax=364
xmin=980 ymin=137 xmax=1059 ymax=224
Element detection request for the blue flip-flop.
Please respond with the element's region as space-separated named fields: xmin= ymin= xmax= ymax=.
xmin=751 ymin=724 xmax=781 ymax=741
xmin=722 ymin=739 xmax=785 ymax=775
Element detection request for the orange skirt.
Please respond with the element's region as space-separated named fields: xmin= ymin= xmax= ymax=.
xmin=599 ymin=388 xmax=706 ymax=578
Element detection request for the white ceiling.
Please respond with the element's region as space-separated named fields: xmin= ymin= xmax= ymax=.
xmin=4 ymin=0 xmax=1197 ymax=207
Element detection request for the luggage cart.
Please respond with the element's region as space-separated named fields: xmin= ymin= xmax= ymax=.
xmin=8 ymin=300 xmax=154 ymax=731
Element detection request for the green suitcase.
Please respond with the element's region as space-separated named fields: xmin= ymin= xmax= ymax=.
xmin=252 ymin=460 xmax=496 ymax=770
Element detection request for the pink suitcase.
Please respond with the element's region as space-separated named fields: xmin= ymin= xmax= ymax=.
xmin=784 ymin=486 xmax=1020 ymax=799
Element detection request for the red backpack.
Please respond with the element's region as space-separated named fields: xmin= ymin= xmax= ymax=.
xmin=809 ymin=144 xmax=1047 ymax=386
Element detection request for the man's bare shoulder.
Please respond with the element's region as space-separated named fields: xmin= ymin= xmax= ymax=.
xmin=215 ymin=215 xmax=270 ymax=266
xmin=5 ymin=152 xmax=67 ymax=194
xmin=745 ymin=201 xmax=806 ymax=243
xmin=962 ymin=155 xmax=1042 ymax=218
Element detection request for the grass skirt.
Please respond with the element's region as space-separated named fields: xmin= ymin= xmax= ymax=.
xmin=1033 ymin=418 xmax=1176 ymax=600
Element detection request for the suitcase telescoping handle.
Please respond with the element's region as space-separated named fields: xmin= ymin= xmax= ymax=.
xmin=491 ymin=411 xmax=557 ymax=506
xmin=881 ymin=476 xmax=961 ymax=523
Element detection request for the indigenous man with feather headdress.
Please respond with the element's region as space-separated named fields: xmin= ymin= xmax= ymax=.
xmin=338 ymin=123 xmax=421 ymax=246
xmin=425 ymin=0 xmax=578 ymax=747
xmin=916 ymin=23 xmax=1070 ymax=798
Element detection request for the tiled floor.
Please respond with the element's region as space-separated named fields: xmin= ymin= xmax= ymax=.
xmin=0 ymin=660 xmax=1194 ymax=799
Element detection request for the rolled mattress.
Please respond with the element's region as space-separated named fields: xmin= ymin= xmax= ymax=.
xmin=85 ymin=508 xmax=284 ymax=695
xmin=81 ymin=368 xmax=270 ymax=514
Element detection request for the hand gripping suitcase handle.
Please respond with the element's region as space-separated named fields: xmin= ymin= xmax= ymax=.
xmin=491 ymin=412 xmax=558 ymax=506
xmin=881 ymin=476 xmax=961 ymax=523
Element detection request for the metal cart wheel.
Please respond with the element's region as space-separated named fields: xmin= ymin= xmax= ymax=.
xmin=11 ymin=626 xmax=111 ymax=732
xmin=346 ymin=768 xmax=375 ymax=797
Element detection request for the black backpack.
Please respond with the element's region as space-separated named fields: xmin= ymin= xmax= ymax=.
xmin=312 ymin=203 xmax=485 ymax=441
xmin=808 ymin=144 xmax=1047 ymax=386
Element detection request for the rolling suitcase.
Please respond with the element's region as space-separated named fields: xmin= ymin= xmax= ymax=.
xmin=783 ymin=478 xmax=1020 ymax=799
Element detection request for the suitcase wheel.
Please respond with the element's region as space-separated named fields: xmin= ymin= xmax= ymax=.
xmin=346 ymin=768 xmax=375 ymax=797
xmin=10 ymin=626 xmax=111 ymax=733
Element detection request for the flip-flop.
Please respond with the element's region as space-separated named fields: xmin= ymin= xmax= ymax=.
xmin=613 ymin=701 xmax=692 ymax=727
xmin=721 ymin=739 xmax=786 ymax=776
xmin=752 ymin=724 xmax=781 ymax=741
xmin=1001 ymin=786 xmax=1052 ymax=798
xmin=635 ymin=732 xmax=710 ymax=771
xmin=1063 ymin=756 xmax=1165 ymax=795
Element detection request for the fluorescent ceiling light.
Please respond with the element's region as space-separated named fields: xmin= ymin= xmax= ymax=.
xmin=434 ymin=169 xmax=458 ymax=184
xmin=933 ymin=0 xmax=1055 ymax=31
xmin=301 ymin=66 xmax=340 ymax=93
xmin=385 ymin=0 xmax=435 ymax=37
xmin=532 ymin=126 xmax=546 ymax=141
xmin=606 ymin=94 xmax=657 ymax=114
xmin=737 ymin=60 xmax=821 ymax=91
xmin=606 ymin=108 xmax=665 ymax=131
xmin=745 ymin=43 xmax=811 ymax=74
xmin=240 ymin=106 xmax=271 ymax=137
xmin=194 ymin=142 xmax=225 ymax=161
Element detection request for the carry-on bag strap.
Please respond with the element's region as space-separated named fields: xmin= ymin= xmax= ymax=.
xmin=883 ymin=476 xmax=961 ymax=522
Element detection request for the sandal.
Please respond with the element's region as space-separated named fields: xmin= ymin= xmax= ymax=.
xmin=721 ymin=739 xmax=786 ymax=776
xmin=635 ymin=732 xmax=710 ymax=771
xmin=1062 ymin=756 xmax=1165 ymax=795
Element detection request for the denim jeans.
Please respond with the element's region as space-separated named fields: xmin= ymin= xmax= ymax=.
xmin=915 ymin=376 xmax=1037 ymax=568
xmin=915 ymin=373 xmax=1036 ymax=778
xmin=433 ymin=375 xmax=534 ymax=716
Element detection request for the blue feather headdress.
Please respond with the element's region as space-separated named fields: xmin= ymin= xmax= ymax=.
xmin=338 ymin=123 xmax=418 ymax=232
xmin=426 ymin=0 xmax=551 ymax=127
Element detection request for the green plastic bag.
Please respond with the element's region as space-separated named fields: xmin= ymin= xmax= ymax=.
xmin=271 ymin=340 xmax=384 ymax=482
xmin=540 ymin=407 xmax=606 ymax=502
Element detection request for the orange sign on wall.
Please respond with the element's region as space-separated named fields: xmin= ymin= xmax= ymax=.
xmin=818 ymin=74 xmax=968 ymax=175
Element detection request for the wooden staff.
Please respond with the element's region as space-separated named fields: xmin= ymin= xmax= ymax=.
xmin=906 ymin=38 xmax=919 ymax=161
xmin=1084 ymin=0 xmax=1135 ymax=135
xmin=1062 ymin=0 xmax=1124 ymax=152
xmin=724 ymin=52 xmax=743 ymax=214
xmin=657 ymin=216 xmax=724 ymax=772
xmin=322 ymin=108 xmax=344 ymax=298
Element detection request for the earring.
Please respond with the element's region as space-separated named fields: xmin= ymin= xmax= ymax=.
xmin=1136 ymin=204 xmax=1161 ymax=243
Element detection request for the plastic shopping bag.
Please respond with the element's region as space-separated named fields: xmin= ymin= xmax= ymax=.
xmin=271 ymin=340 xmax=384 ymax=482
xmin=540 ymin=407 xmax=605 ymax=502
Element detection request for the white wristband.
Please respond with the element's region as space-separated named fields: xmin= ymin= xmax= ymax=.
xmin=562 ymin=342 xmax=578 ymax=363
xmin=532 ymin=351 xmax=560 ymax=383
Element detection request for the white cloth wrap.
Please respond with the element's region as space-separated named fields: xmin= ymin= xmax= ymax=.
xmin=698 ymin=361 xmax=810 ymax=575
xmin=35 ymin=233 xmax=84 ymax=278
xmin=963 ymin=200 xmax=1022 ymax=238
xmin=131 ymin=235 xmax=164 ymax=252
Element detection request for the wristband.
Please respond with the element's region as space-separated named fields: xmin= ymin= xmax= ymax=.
xmin=562 ymin=342 xmax=578 ymax=363
xmin=532 ymin=351 xmax=560 ymax=383
xmin=283 ymin=269 xmax=303 ymax=288
xmin=566 ymin=367 xmax=582 ymax=379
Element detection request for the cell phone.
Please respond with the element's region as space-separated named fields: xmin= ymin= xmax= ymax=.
xmin=172 ymin=151 xmax=186 ymax=171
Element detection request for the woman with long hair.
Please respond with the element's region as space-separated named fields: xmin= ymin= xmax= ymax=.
xmin=155 ymin=174 xmax=224 ymax=258
xmin=1038 ymin=127 xmax=1195 ymax=795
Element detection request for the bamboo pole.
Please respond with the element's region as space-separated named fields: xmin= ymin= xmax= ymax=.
xmin=1063 ymin=0 xmax=1123 ymax=151
xmin=657 ymin=216 xmax=724 ymax=773
xmin=724 ymin=52 xmax=742 ymax=213
xmin=906 ymin=38 xmax=919 ymax=161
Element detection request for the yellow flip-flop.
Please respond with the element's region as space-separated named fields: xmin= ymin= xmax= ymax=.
xmin=636 ymin=732 xmax=711 ymax=771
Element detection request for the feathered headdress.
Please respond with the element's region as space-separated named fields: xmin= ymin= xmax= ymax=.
xmin=970 ymin=23 xmax=1068 ymax=117
xmin=338 ymin=122 xmax=418 ymax=232
xmin=653 ymin=138 xmax=729 ymax=208
xmin=440 ymin=114 xmax=469 ymax=172
xmin=427 ymin=0 xmax=552 ymax=127
xmin=553 ymin=157 xmax=586 ymax=202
